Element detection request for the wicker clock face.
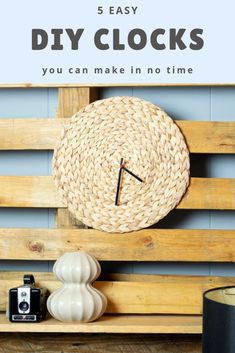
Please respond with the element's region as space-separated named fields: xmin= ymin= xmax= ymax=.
xmin=53 ymin=96 xmax=190 ymax=233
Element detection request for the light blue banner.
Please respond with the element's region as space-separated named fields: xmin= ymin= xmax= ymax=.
xmin=0 ymin=0 xmax=234 ymax=84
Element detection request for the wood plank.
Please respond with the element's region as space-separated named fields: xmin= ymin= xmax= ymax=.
xmin=0 ymin=176 xmax=61 ymax=207
xmin=1 ymin=272 xmax=234 ymax=285
xmin=180 ymin=178 xmax=235 ymax=209
xmin=56 ymin=87 xmax=98 ymax=228
xmin=0 ymin=313 xmax=202 ymax=333
xmin=0 ymin=228 xmax=235 ymax=262
xmin=0 ymin=118 xmax=62 ymax=150
xmin=0 ymin=272 xmax=234 ymax=314
xmin=56 ymin=87 xmax=98 ymax=118
xmin=177 ymin=121 xmax=235 ymax=154
xmin=0 ymin=333 xmax=202 ymax=353
xmin=0 ymin=119 xmax=234 ymax=153
xmin=0 ymin=176 xmax=234 ymax=209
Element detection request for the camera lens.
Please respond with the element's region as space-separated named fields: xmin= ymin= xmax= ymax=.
xmin=19 ymin=301 xmax=29 ymax=311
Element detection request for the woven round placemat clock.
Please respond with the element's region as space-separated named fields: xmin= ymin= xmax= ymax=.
xmin=53 ymin=96 xmax=190 ymax=233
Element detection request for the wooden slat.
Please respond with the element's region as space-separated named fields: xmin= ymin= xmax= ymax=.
xmin=177 ymin=121 xmax=235 ymax=154
xmin=0 ymin=228 xmax=235 ymax=262
xmin=0 ymin=333 xmax=202 ymax=352
xmin=57 ymin=87 xmax=98 ymax=118
xmin=1 ymin=272 xmax=234 ymax=315
xmin=56 ymin=87 xmax=98 ymax=228
xmin=0 ymin=118 xmax=62 ymax=150
xmin=0 ymin=176 xmax=61 ymax=207
xmin=0 ymin=119 xmax=234 ymax=153
xmin=0 ymin=313 xmax=202 ymax=334
xmin=0 ymin=176 xmax=234 ymax=209
xmin=179 ymin=177 xmax=235 ymax=209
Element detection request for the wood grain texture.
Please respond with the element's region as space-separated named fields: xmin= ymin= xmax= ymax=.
xmin=177 ymin=121 xmax=235 ymax=154
xmin=0 ymin=118 xmax=62 ymax=150
xmin=0 ymin=119 xmax=234 ymax=153
xmin=0 ymin=313 xmax=202 ymax=333
xmin=57 ymin=87 xmax=98 ymax=118
xmin=0 ymin=176 xmax=234 ymax=209
xmin=0 ymin=176 xmax=61 ymax=207
xmin=0 ymin=333 xmax=202 ymax=353
xmin=1 ymin=272 xmax=235 ymax=314
xmin=56 ymin=87 xmax=98 ymax=229
xmin=0 ymin=228 xmax=235 ymax=262
xmin=180 ymin=178 xmax=235 ymax=209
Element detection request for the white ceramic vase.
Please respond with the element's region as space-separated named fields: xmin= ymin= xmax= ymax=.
xmin=47 ymin=251 xmax=107 ymax=322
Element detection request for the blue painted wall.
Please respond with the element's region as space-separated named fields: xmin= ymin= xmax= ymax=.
xmin=0 ymin=88 xmax=234 ymax=276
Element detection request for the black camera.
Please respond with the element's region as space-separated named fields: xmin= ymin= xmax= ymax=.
xmin=9 ymin=274 xmax=48 ymax=322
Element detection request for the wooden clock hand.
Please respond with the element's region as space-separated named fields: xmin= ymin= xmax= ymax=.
xmin=123 ymin=167 xmax=143 ymax=183
xmin=115 ymin=158 xmax=124 ymax=206
xmin=115 ymin=159 xmax=143 ymax=206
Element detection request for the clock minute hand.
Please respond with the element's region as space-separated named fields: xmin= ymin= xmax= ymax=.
xmin=115 ymin=158 xmax=124 ymax=206
xmin=123 ymin=167 xmax=143 ymax=183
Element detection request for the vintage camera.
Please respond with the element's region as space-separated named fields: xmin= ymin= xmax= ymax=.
xmin=9 ymin=274 xmax=48 ymax=322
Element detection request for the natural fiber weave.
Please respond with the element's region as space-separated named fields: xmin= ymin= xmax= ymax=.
xmin=53 ymin=96 xmax=190 ymax=233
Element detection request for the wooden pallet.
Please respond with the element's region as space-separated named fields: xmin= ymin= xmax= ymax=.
xmin=0 ymin=87 xmax=234 ymax=334
xmin=0 ymin=313 xmax=202 ymax=334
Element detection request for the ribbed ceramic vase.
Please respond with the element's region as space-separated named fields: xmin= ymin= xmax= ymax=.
xmin=47 ymin=251 xmax=107 ymax=322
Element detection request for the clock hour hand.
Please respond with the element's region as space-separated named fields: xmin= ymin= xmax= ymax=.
xmin=123 ymin=167 xmax=143 ymax=183
xmin=115 ymin=158 xmax=124 ymax=206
